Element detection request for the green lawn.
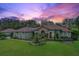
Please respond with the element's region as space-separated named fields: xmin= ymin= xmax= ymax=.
xmin=0 ymin=39 xmax=79 ymax=56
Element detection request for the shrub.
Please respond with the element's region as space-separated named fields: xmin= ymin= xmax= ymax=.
xmin=71 ymin=29 xmax=79 ymax=40
xmin=0 ymin=32 xmax=6 ymax=40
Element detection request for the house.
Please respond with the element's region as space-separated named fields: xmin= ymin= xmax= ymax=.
xmin=33 ymin=24 xmax=71 ymax=41
xmin=1 ymin=24 xmax=72 ymax=41
xmin=13 ymin=27 xmax=38 ymax=40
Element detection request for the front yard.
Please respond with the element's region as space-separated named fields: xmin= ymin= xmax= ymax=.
xmin=0 ymin=39 xmax=79 ymax=56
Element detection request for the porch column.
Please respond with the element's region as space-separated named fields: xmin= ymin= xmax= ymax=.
xmin=47 ymin=32 xmax=52 ymax=39
xmin=47 ymin=32 xmax=50 ymax=39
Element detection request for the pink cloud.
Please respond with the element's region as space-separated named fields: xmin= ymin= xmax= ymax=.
xmin=41 ymin=3 xmax=79 ymax=22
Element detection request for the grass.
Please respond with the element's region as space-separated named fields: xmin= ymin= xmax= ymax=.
xmin=0 ymin=39 xmax=79 ymax=56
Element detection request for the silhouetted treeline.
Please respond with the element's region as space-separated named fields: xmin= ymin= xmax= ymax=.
xmin=62 ymin=16 xmax=79 ymax=30
xmin=0 ymin=16 xmax=79 ymax=31
xmin=0 ymin=16 xmax=40 ymax=30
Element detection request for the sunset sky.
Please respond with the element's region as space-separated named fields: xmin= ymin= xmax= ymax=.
xmin=0 ymin=3 xmax=79 ymax=23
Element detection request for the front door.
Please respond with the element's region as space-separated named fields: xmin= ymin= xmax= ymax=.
xmin=41 ymin=30 xmax=47 ymax=39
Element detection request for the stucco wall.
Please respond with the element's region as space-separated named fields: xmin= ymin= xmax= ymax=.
xmin=48 ymin=31 xmax=55 ymax=39
xmin=13 ymin=32 xmax=32 ymax=39
xmin=60 ymin=32 xmax=71 ymax=38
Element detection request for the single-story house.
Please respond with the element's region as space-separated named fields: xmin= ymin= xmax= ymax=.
xmin=1 ymin=24 xmax=72 ymax=41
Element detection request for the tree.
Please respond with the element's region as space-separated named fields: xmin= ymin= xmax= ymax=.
xmin=25 ymin=20 xmax=39 ymax=27
xmin=75 ymin=16 xmax=79 ymax=30
xmin=0 ymin=17 xmax=40 ymax=30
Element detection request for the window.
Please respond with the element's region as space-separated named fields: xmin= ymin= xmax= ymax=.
xmin=49 ymin=32 xmax=52 ymax=38
xmin=32 ymin=32 xmax=35 ymax=37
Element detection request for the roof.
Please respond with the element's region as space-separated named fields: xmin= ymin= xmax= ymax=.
xmin=15 ymin=27 xmax=38 ymax=32
xmin=37 ymin=25 xmax=70 ymax=32
xmin=1 ymin=29 xmax=15 ymax=32
xmin=1 ymin=25 xmax=70 ymax=32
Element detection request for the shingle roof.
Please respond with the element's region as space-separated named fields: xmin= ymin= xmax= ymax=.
xmin=1 ymin=29 xmax=15 ymax=32
xmin=42 ymin=25 xmax=70 ymax=32
xmin=1 ymin=25 xmax=70 ymax=32
xmin=15 ymin=27 xmax=38 ymax=32
xmin=36 ymin=25 xmax=69 ymax=32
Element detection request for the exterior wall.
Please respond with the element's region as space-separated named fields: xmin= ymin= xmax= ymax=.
xmin=34 ymin=28 xmax=48 ymax=39
xmin=34 ymin=29 xmax=55 ymax=40
xmin=1 ymin=28 xmax=71 ymax=41
xmin=34 ymin=29 xmax=72 ymax=41
xmin=13 ymin=32 xmax=32 ymax=39
xmin=47 ymin=30 xmax=55 ymax=40
xmin=60 ymin=32 xmax=71 ymax=38
xmin=67 ymin=32 xmax=71 ymax=38
xmin=60 ymin=31 xmax=71 ymax=40
xmin=2 ymin=32 xmax=11 ymax=36
xmin=54 ymin=30 xmax=61 ymax=40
